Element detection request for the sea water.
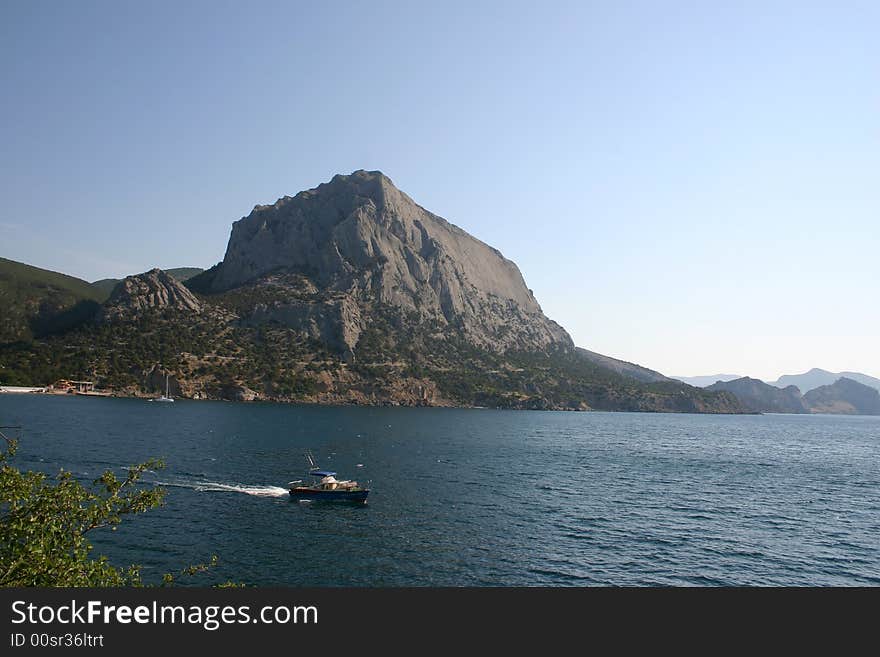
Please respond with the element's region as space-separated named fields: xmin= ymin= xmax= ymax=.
xmin=2 ymin=395 xmax=878 ymax=586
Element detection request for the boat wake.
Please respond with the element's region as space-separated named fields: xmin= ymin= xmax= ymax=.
xmin=159 ymin=480 xmax=289 ymax=498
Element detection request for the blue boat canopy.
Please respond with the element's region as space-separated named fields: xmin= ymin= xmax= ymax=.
xmin=309 ymin=469 xmax=337 ymax=477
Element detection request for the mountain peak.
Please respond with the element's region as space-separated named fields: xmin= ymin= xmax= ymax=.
xmin=771 ymin=368 xmax=880 ymax=394
xmin=323 ymin=169 xmax=401 ymax=207
xmin=803 ymin=377 xmax=880 ymax=415
xmin=209 ymin=171 xmax=571 ymax=354
xmin=337 ymin=168 xmax=390 ymax=182
xmin=99 ymin=268 xmax=201 ymax=322
xmin=706 ymin=376 xmax=808 ymax=414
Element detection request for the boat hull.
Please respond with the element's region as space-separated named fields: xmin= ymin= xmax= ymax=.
xmin=289 ymin=487 xmax=370 ymax=503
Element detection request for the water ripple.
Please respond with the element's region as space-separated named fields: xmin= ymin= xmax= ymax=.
xmin=3 ymin=395 xmax=879 ymax=586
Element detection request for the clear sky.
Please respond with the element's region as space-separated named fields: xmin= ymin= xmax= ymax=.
xmin=1 ymin=1 xmax=877 ymax=381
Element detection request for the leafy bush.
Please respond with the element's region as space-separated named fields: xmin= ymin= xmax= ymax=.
xmin=0 ymin=432 xmax=220 ymax=586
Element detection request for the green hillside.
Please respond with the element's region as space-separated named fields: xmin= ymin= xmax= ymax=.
xmin=0 ymin=257 xmax=104 ymax=344
xmin=92 ymin=267 xmax=204 ymax=298
xmin=0 ymin=277 xmax=745 ymax=412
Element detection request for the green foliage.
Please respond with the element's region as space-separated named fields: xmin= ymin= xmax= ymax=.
xmin=0 ymin=271 xmax=742 ymax=412
xmin=90 ymin=279 xmax=121 ymax=298
xmin=0 ymin=257 xmax=105 ymax=344
xmin=161 ymin=555 xmax=223 ymax=587
xmin=182 ymin=263 xmax=221 ymax=295
xmin=0 ymin=433 xmax=224 ymax=587
xmin=349 ymin=303 xmax=738 ymax=412
xmin=162 ymin=267 xmax=205 ymax=283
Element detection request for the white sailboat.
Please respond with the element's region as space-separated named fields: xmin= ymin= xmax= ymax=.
xmin=150 ymin=374 xmax=174 ymax=403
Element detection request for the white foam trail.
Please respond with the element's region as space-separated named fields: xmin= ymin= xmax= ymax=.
xmin=196 ymin=482 xmax=289 ymax=497
xmin=159 ymin=480 xmax=289 ymax=498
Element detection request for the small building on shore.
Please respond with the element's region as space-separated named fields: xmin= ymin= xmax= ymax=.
xmin=52 ymin=379 xmax=95 ymax=393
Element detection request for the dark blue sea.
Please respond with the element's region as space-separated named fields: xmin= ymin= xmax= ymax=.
xmin=2 ymin=395 xmax=879 ymax=586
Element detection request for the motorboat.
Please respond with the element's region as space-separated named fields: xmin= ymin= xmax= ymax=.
xmin=288 ymin=452 xmax=369 ymax=503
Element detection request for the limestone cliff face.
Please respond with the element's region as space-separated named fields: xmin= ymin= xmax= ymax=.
xmin=210 ymin=170 xmax=571 ymax=354
xmin=99 ymin=268 xmax=202 ymax=322
xmin=242 ymin=289 xmax=364 ymax=358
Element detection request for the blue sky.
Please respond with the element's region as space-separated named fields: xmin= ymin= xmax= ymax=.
xmin=1 ymin=1 xmax=877 ymax=380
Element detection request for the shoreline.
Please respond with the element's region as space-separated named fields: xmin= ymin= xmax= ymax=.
xmin=1 ymin=387 xmax=764 ymax=414
xmin=3 ymin=390 xmax=876 ymax=417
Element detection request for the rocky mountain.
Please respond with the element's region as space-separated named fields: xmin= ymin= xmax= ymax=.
xmin=705 ymin=375 xmax=880 ymax=416
xmin=0 ymin=256 xmax=103 ymax=344
xmin=92 ymin=267 xmax=203 ymax=299
xmin=802 ymin=377 xmax=880 ymax=415
xmin=0 ymin=171 xmax=745 ymax=413
xmin=671 ymin=374 xmax=743 ymax=387
xmin=769 ymin=368 xmax=880 ymax=394
xmin=199 ymin=170 xmax=571 ymax=355
xmin=98 ymin=268 xmax=202 ymax=322
xmin=706 ymin=377 xmax=807 ymax=414
xmin=577 ymin=348 xmax=671 ymax=383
